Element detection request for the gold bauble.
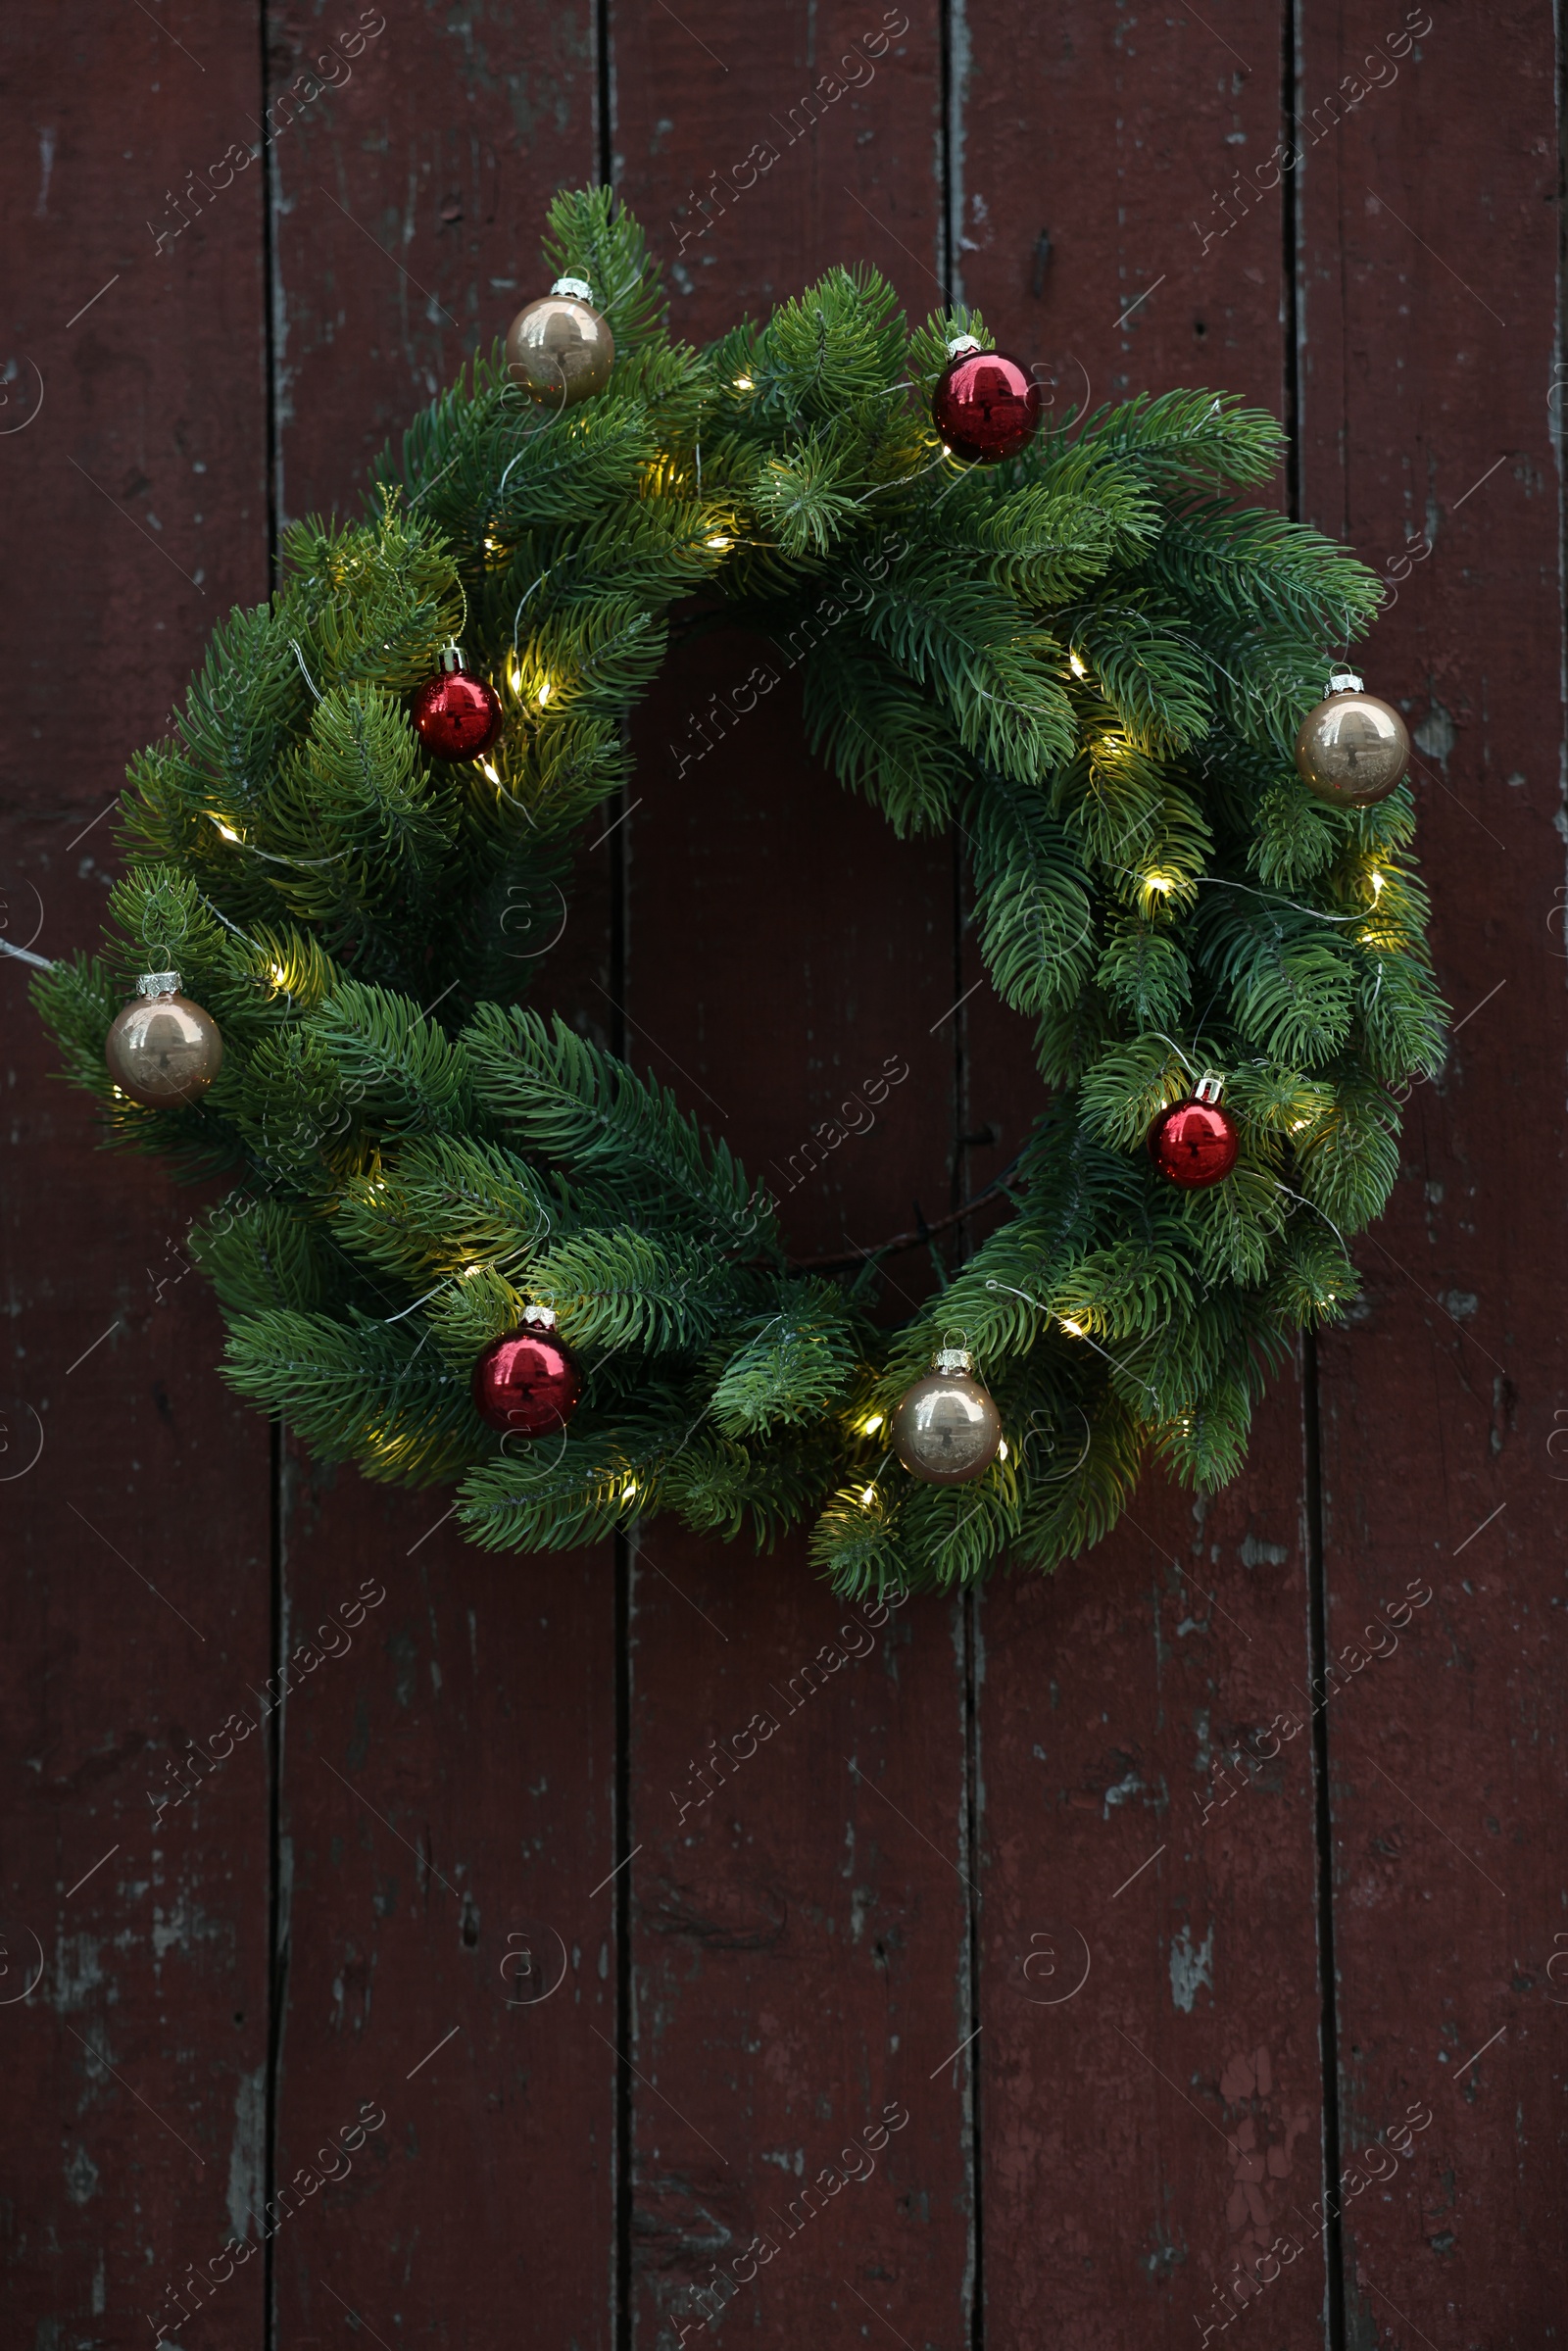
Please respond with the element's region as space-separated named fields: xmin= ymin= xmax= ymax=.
xmin=1294 ymin=673 xmax=1409 ymax=808
xmin=891 ymin=1348 xmax=1004 ymax=1486
xmin=105 ymin=979 xmax=222 ymax=1107
xmin=505 ymin=276 xmax=614 ymax=409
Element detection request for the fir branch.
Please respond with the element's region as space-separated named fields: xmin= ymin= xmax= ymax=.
xmin=466 ymin=1005 xmax=775 ymax=1251
xmin=964 ymin=769 xmax=1097 ymax=1014
xmin=221 ymin=1307 xmax=483 ymax=1486
xmin=710 ymin=1287 xmax=861 ymax=1436
xmin=31 ymin=186 xmax=1446 ymax=1592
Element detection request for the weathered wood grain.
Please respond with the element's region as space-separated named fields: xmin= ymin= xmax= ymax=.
xmin=265 ymin=0 xmax=600 ymax=524
xmin=623 ymin=1531 xmax=971 ymax=2347
xmin=6 ymin=0 xmax=1564 ymax=2343
xmin=974 ymin=1395 xmax=1333 ymax=2346
xmin=623 ymin=632 xmax=971 ymax=2343
xmin=615 ymin=11 xmax=975 ymax=2330
xmin=270 ymin=1458 xmax=619 ymax=2349
xmin=956 ymin=3 xmax=1341 ymax=2337
xmin=261 ymin=5 xmax=619 ymax=2344
xmin=1297 ymin=3 xmax=1568 ymax=2339
xmin=611 ymin=0 xmax=945 ymax=341
xmin=0 ymin=1 xmax=273 ymax=2340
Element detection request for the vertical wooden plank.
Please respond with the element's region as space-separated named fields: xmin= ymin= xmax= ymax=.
xmin=613 ymin=6 xmax=976 ymax=2339
xmin=0 ymin=1 xmax=272 ymax=2341
xmin=972 ymin=1414 xmax=1332 ymax=2345
xmin=956 ymin=5 xmax=1339 ymax=2339
xmin=262 ymin=9 xmax=619 ymax=2344
xmin=612 ymin=1 xmax=944 ymax=338
xmin=1297 ymin=4 xmax=1568 ymax=2339
xmin=267 ymin=0 xmax=598 ymax=515
xmin=956 ymin=0 xmax=1293 ymax=442
xmin=623 ymin=647 xmax=970 ymax=2343
xmin=270 ymin=1469 xmax=619 ymax=2347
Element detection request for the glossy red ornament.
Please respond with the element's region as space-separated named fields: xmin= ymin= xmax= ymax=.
xmin=1148 ymin=1079 xmax=1240 ymax=1190
xmin=931 ymin=339 xmax=1041 ymax=463
xmin=412 ymin=647 xmax=504 ymax=762
xmin=471 ymin=1312 xmax=582 ymax=1437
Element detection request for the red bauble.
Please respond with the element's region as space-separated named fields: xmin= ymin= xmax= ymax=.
xmin=412 ymin=649 xmax=504 ymax=762
xmin=1148 ymin=1095 xmax=1241 ymax=1190
xmin=931 ymin=340 xmax=1041 ymax=463
xmin=472 ymin=1316 xmax=582 ymax=1436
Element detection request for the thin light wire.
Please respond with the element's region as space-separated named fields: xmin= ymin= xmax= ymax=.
xmin=288 ymin=638 xmax=322 ymax=700
xmin=1102 ymin=861 xmax=1379 ymax=929
xmin=1275 ymin=1179 xmax=1348 ymax=1252
xmin=196 ymin=894 xmax=267 ymax=955
xmin=510 ymin=571 xmax=549 ymax=662
xmin=377 ymin=1241 xmax=544 ymax=1326
xmin=985 ymin=1277 xmax=1161 ymax=1410
xmin=1197 ymin=872 xmax=1379 ymax=926
xmin=234 ymin=839 xmax=352 ymax=869
xmin=497 ymin=421 xmax=559 ymax=497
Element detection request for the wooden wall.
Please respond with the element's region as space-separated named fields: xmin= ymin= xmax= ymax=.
xmin=1 ymin=2 xmax=1562 ymax=2343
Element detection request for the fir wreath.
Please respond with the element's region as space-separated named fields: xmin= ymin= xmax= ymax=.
xmin=31 ymin=188 xmax=1446 ymax=1597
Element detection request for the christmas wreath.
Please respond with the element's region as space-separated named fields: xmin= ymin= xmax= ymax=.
xmin=29 ymin=188 xmax=1445 ymax=1595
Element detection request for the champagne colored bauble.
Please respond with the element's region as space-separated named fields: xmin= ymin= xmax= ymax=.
xmin=931 ymin=336 xmax=1042 ymax=463
xmin=471 ymin=1308 xmax=582 ymax=1437
xmin=1148 ymin=1074 xmax=1239 ymax=1190
xmin=891 ymin=1347 xmax=1004 ymax=1485
xmin=505 ymin=275 xmax=615 ymax=409
xmin=1294 ymin=671 xmax=1409 ymax=808
xmin=105 ymin=975 xmax=223 ymax=1107
xmin=412 ymin=645 xmax=504 ymax=761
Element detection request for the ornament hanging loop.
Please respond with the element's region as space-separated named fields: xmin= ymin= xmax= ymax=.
xmin=288 ymin=637 xmax=323 ymax=700
xmin=1150 ymin=1029 xmax=1201 ymax=1082
xmin=139 ymin=942 xmax=180 ymax=998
